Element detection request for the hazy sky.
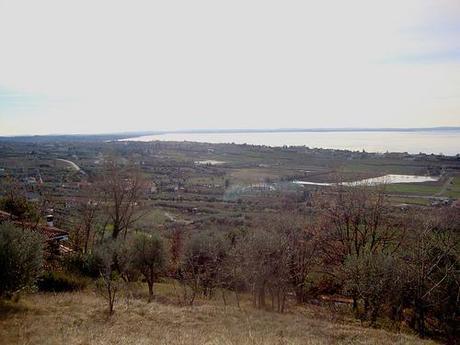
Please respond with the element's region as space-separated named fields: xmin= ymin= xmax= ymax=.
xmin=1 ymin=0 xmax=459 ymax=135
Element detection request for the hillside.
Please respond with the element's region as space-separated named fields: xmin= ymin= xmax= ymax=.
xmin=0 ymin=284 xmax=436 ymax=345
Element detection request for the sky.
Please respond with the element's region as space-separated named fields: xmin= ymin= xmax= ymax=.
xmin=0 ymin=0 xmax=459 ymax=135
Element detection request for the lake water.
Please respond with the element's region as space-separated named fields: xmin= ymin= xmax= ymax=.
xmin=123 ymin=130 xmax=460 ymax=156
xmin=293 ymin=174 xmax=440 ymax=187
xmin=194 ymin=160 xmax=226 ymax=165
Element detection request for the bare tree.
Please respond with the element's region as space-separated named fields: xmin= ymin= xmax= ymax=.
xmin=314 ymin=185 xmax=399 ymax=261
xmin=312 ymin=185 xmax=403 ymax=313
xmin=401 ymin=209 xmax=459 ymax=337
xmin=72 ymin=199 xmax=99 ymax=253
xmin=99 ymin=160 xmax=147 ymax=239
xmin=278 ymin=216 xmax=318 ymax=304
xmin=232 ymin=226 xmax=291 ymax=312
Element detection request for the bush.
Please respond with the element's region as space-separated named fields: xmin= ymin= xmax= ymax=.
xmin=0 ymin=222 xmax=44 ymax=298
xmin=0 ymin=192 xmax=39 ymax=222
xmin=37 ymin=271 xmax=88 ymax=292
xmin=63 ymin=252 xmax=105 ymax=278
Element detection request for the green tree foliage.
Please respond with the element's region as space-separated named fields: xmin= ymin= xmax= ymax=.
xmin=180 ymin=231 xmax=228 ymax=303
xmin=0 ymin=222 xmax=44 ymax=298
xmin=130 ymin=233 xmax=167 ymax=302
xmin=63 ymin=252 xmax=106 ymax=278
xmin=94 ymin=240 xmax=126 ymax=315
xmin=0 ymin=193 xmax=39 ymax=222
xmin=343 ymin=249 xmax=399 ymax=323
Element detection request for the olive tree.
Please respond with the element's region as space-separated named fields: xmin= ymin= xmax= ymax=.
xmin=0 ymin=180 xmax=39 ymax=222
xmin=343 ymin=249 xmax=400 ymax=324
xmin=232 ymin=227 xmax=291 ymax=312
xmin=0 ymin=222 xmax=44 ymax=298
xmin=179 ymin=231 xmax=228 ymax=304
xmin=94 ymin=239 xmax=128 ymax=315
xmin=131 ymin=233 xmax=167 ymax=302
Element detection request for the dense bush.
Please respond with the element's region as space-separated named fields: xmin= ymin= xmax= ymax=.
xmin=0 ymin=222 xmax=44 ymax=298
xmin=180 ymin=231 xmax=229 ymax=299
xmin=0 ymin=191 xmax=39 ymax=222
xmin=37 ymin=271 xmax=88 ymax=292
xmin=343 ymin=250 xmax=399 ymax=323
xmin=63 ymin=252 xmax=106 ymax=278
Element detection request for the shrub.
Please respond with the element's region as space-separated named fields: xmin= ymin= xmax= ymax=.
xmin=0 ymin=222 xmax=44 ymax=298
xmin=63 ymin=252 xmax=105 ymax=278
xmin=0 ymin=191 xmax=39 ymax=222
xmin=37 ymin=271 xmax=88 ymax=292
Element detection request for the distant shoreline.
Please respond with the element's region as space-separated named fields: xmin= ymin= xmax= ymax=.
xmin=142 ymin=127 xmax=460 ymax=135
xmin=0 ymin=128 xmax=459 ymax=156
xmin=1 ymin=126 xmax=460 ymax=139
xmin=163 ymin=126 xmax=460 ymax=132
xmin=121 ymin=129 xmax=460 ymax=156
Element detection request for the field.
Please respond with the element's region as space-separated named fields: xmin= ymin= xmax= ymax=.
xmin=0 ymin=284 xmax=437 ymax=345
xmin=442 ymin=177 xmax=460 ymax=198
xmin=0 ymin=139 xmax=459 ymax=233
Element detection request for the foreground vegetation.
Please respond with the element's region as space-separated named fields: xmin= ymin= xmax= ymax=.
xmin=0 ymin=284 xmax=437 ymax=345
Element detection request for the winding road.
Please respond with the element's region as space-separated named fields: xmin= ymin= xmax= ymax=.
xmin=56 ymin=159 xmax=86 ymax=174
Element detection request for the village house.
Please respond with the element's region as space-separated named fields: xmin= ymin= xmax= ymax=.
xmin=0 ymin=210 xmax=69 ymax=250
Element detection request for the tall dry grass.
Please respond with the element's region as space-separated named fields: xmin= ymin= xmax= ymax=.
xmin=0 ymin=283 xmax=437 ymax=345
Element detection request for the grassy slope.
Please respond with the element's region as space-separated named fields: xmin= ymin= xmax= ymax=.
xmin=384 ymin=183 xmax=441 ymax=196
xmin=443 ymin=176 xmax=460 ymax=198
xmin=0 ymin=284 xmax=437 ymax=345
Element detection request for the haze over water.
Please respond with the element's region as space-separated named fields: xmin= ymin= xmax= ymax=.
xmin=125 ymin=130 xmax=460 ymax=156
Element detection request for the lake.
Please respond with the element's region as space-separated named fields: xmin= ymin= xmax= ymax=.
xmin=293 ymin=174 xmax=440 ymax=187
xmin=123 ymin=130 xmax=460 ymax=156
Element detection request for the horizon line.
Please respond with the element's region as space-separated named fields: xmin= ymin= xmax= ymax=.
xmin=1 ymin=126 xmax=460 ymax=138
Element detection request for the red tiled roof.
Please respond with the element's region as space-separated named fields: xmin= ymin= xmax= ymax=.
xmin=0 ymin=211 xmax=69 ymax=241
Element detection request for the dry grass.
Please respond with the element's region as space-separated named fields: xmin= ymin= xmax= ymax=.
xmin=0 ymin=283 xmax=437 ymax=345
